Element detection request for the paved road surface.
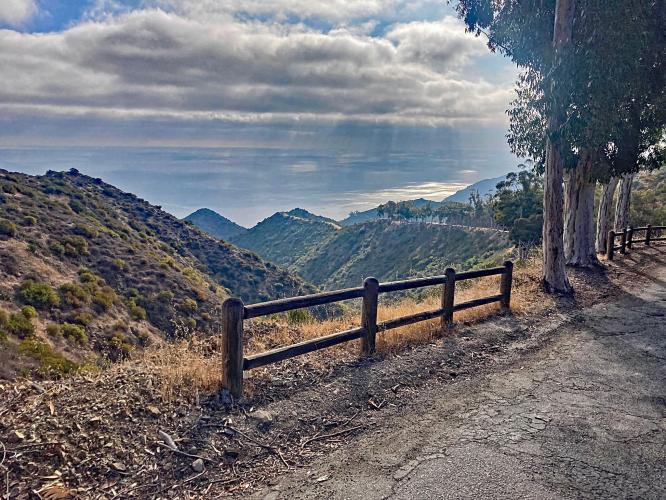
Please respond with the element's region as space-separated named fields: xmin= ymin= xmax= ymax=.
xmin=261 ymin=265 xmax=666 ymax=499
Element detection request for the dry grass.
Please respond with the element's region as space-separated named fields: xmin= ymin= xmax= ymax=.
xmin=126 ymin=338 xmax=224 ymax=402
xmin=131 ymin=256 xmax=552 ymax=400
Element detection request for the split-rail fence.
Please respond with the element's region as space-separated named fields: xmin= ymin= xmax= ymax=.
xmin=220 ymin=261 xmax=514 ymax=397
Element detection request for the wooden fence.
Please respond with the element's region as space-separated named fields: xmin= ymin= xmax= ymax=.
xmin=607 ymin=225 xmax=666 ymax=260
xmin=220 ymin=261 xmax=513 ymax=397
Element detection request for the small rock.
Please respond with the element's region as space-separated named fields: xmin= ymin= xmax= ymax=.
xmin=111 ymin=461 xmax=127 ymax=474
xmin=191 ymin=458 xmax=204 ymax=473
xmin=249 ymin=410 xmax=275 ymax=432
xmin=147 ymin=405 xmax=161 ymax=417
xmin=7 ymin=430 xmax=25 ymax=443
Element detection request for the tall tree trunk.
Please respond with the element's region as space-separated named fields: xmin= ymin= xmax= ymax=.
xmin=542 ymin=0 xmax=574 ymax=293
xmin=614 ymin=173 xmax=634 ymax=230
xmin=564 ymin=152 xmax=598 ymax=266
xmin=596 ymin=177 xmax=618 ymax=253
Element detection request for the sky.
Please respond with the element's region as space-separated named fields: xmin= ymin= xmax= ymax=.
xmin=0 ymin=0 xmax=519 ymax=226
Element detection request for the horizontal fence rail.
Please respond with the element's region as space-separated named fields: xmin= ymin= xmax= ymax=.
xmin=607 ymin=224 xmax=666 ymax=260
xmin=221 ymin=261 xmax=513 ymax=397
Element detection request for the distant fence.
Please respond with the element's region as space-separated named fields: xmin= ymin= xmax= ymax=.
xmin=220 ymin=261 xmax=513 ymax=397
xmin=607 ymin=224 xmax=666 ymax=260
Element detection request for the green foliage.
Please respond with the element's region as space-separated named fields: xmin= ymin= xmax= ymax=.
xmin=74 ymin=224 xmax=98 ymax=239
xmin=21 ymin=305 xmax=37 ymax=319
xmin=287 ymin=308 xmax=312 ymax=324
xmin=18 ymin=338 xmax=79 ymax=376
xmin=0 ymin=218 xmax=17 ymax=237
xmin=491 ymin=170 xmax=544 ymax=247
xmin=112 ymin=258 xmax=126 ymax=270
xmin=181 ymin=298 xmax=198 ymax=313
xmin=60 ymin=282 xmax=90 ymax=307
xmin=19 ymin=279 xmax=60 ymax=309
xmin=49 ymin=241 xmax=66 ymax=257
xmin=61 ymin=235 xmax=90 ymax=256
xmin=92 ymin=286 xmax=117 ymax=311
xmin=128 ymin=299 xmax=147 ymax=320
xmin=7 ymin=311 xmax=34 ymax=338
xmin=71 ymin=310 xmax=94 ymax=326
xmin=61 ymin=323 xmax=88 ymax=344
xmin=46 ymin=323 xmax=62 ymax=337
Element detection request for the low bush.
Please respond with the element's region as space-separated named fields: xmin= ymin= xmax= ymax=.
xmin=18 ymin=338 xmax=79 ymax=376
xmin=71 ymin=310 xmax=94 ymax=326
xmin=46 ymin=323 xmax=62 ymax=337
xmin=21 ymin=305 xmax=37 ymax=319
xmin=74 ymin=224 xmax=98 ymax=239
xmin=61 ymin=323 xmax=88 ymax=344
xmin=49 ymin=241 xmax=65 ymax=256
xmin=0 ymin=218 xmax=17 ymax=237
xmin=62 ymin=235 xmax=90 ymax=257
xmin=128 ymin=300 xmax=147 ymax=321
xmin=180 ymin=298 xmax=198 ymax=313
xmin=19 ymin=279 xmax=60 ymax=309
xmin=7 ymin=311 xmax=34 ymax=338
xmin=92 ymin=286 xmax=116 ymax=311
xmin=60 ymin=282 xmax=90 ymax=307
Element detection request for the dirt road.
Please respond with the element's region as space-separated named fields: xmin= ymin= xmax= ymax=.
xmin=258 ymin=263 xmax=666 ymax=499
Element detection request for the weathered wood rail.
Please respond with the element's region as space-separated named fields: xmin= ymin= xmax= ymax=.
xmin=221 ymin=261 xmax=513 ymax=397
xmin=606 ymin=225 xmax=666 ymax=260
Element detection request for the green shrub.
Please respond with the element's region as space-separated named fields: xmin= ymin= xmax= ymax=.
xmin=60 ymin=282 xmax=90 ymax=307
xmin=71 ymin=310 xmax=94 ymax=326
xmin=78 ymin=269 xmax=98 ymax=284
xmin=61 ymin=323 xmax=88 ymax=344
xmin=49 ymin=241 xmax=65 ymax=257
xmin=74 ymin=224 xmax=98 ymax=239
xmin=62 ymin=236 xmax=89 ymax=256
xmin=112 ymin=258 xmax=126 ymax=270
xmin=18 ymin=338 xmax=78 ymax=376
xmin=46 ymin=323 xmax=62 ymax=337
xmin=0 ymin=218 xmax=17 ymax=237
xmin=287 ymin=308 xmax=312 ymax=324
xmin=181 ymin=298 xmax=198 ymax=313
xmin=19 ymin=279 xmax=60 ymax=309
xmin=92 ymin=286 xmax=116 ymax=311
xmin=21 ymin=305 xmax=37 ymax=319
xmin=129 ymin=303 xmax=147 ymax=321
xmin=7 ymin=312 xmax=34 ymax=338
xmin=68 ymin=199 xmax=85 ymax=214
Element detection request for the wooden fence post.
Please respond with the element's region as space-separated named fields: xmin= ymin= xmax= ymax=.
xmin=607 ymin=230 xmax=615 ymax=260
xmin=361 ymin=277 xmax=379 ymax=356
xmin=627 ymin=226 xmax=634 ymax=249
xmin=500 ymin=261 xmax=513 ymax=313
xmin=222 ymin=297 xmax=244 ymax=398
xmin=442 ymin=268 xmax=456 ymax=328
xmin=620 ymin=228 xmax=627 ymax=255
xmin=646 ymin=225 xmax=652 ymax=246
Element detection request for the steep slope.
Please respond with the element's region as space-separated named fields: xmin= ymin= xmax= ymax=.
xmin=0 ymin=169 xmax=311 ymax=378
xmin=184 ymin=208 xmax=247 ymax=240
xmin=442 ymin=175 xmax=506 ymax=203
xmin=295 ymin=221 xmax=512 ymax=289
xmin=230 ymin=211 xmax=339 ymax=269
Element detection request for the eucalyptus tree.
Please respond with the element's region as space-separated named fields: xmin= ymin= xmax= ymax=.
xmin=456 ymin=0 xmax=665 ymax=283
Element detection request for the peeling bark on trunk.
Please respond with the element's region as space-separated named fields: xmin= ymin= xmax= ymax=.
xmin=614 ymin=174 xmax=634 ymax=230
xmin=564 ymin=152 xmax=598 ymax=267
xmin=596 ymin=177 xmax=618 ymax=253
xmin=542 ymin=0 xmax=574 ymax=293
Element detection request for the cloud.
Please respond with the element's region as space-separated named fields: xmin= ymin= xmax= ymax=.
xmin=0 ymin=9 xmax=513 ymax=128
xmin=290 ymin=162 xmax=318 ymax=173
xmin=0 ymin=0 xmax=36 ymax=26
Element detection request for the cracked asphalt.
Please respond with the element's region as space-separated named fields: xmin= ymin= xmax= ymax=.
xmin=259 ymin=264 xmax=666 ymax=499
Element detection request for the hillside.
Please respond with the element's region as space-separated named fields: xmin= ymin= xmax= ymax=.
xmin=230 ymin=210 xmax=340 ymax=269
xmin=295 ymin=221 xmax=512 ymax=289
xmin=0 ymin=169 xmax=311 ymax=378
xmin=184 ymin=208 xmax=246 ymax=240
xmin=442 ymin=175 xmax=506 ymax=203
xmin=230 ymin=213 xmax=511 ymax=289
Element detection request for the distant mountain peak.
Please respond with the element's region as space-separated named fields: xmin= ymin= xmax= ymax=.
xmin=184 ymin=208 xmax=247 ymax=241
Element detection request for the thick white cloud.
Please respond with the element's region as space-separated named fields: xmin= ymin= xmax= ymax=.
xmin=0 ymin=0 xmax=36 ymax=25
xmin=0 ymin=8 xmax=513 ymax=127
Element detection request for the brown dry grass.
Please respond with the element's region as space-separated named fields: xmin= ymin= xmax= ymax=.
xmin=136 ymin=256 xmax=552 ymax=401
